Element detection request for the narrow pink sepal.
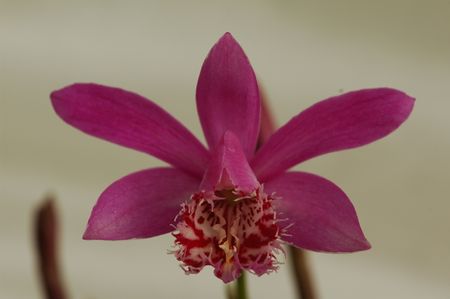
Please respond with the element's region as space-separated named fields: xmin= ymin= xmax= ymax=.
xmin=200 ymin=131 xmax=259 ymax=193
xmin=252 ymin=88 xmax=415 ymax=182
xmin=257 ymin=94 xmax=277 ymax=147
xmin=265 ymin=171 xmax=370 ymax=252
xmin=51 ymin=83 xmax=210 ymax=178
xmin=83 ymin=168 xmax=200 ymax=240
xmin=196 ymin=33 xmax=261 ymax=159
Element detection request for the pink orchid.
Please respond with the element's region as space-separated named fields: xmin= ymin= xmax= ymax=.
xmin=50 ymin=33 xmax=414 ymax=283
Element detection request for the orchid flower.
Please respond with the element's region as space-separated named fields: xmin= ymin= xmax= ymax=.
xmin=50 ymin=33 xmax=414 ymax=283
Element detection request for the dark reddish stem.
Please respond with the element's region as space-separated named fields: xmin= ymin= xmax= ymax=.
xmin=34 ymin=197 xmax=68 ymax=299
xmin=288 ymin=246 xmax=317 ymax=299
xmin=258 ymin=88 xmax=317 ymax=299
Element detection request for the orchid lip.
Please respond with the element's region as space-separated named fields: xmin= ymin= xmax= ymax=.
xmin=173 ymin=185 xmax=283 ymax=283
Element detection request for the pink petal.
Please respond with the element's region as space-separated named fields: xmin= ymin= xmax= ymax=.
xmin=200 ymin=131 xmax=259 ymax=193
xmin=196 ymin=33 xmax=261 ymax=159
xmin=83 ymin=167 xmax=200 ymax=240
xmin=51 ymin=83 xmax=210 ymax=178
xmin=265 ymin=171 xmax=370 ymax=252
xmin=252 ymin=88 xmax=415 ymax=182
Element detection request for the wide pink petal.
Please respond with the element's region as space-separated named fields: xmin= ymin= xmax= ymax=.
xmin=200 ymin=131 xmax=259 ymax=193
xmin=265 ymin=171 xmax=370 ymax=252
xmin=252 ymin=88 xmax=415 ymax=182
xmin=51 ymin=83 xmax=210 ymax=178
xmin=196 ymin=33 xmax=260 ymax=159
xmin=83 ymin=167 xmax=200 ymax=240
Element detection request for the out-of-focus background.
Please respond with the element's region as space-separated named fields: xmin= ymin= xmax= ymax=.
xmin=1 ymin=1 xmax=449 ymax=298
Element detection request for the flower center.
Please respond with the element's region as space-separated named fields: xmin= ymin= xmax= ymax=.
xmin=173 ymin=187 xmax=282 ymax=283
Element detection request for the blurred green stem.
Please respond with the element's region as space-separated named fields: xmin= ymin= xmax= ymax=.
xmin=236 ymin=272 xmax=249 ymax=299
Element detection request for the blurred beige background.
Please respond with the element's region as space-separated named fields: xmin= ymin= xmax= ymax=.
xmin=1 ymin=0 xmax=449 ymax=298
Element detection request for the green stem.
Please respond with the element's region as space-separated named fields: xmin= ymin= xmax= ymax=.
xmin=236 ymin=272 xmax=249 ymax=299
xmin=225 ymin=284 xmax=235 ymax=299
